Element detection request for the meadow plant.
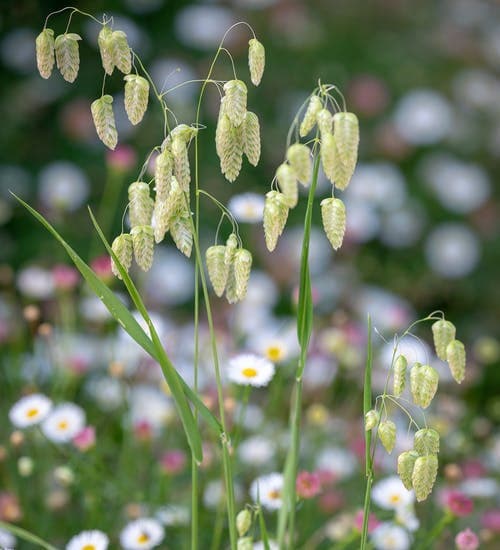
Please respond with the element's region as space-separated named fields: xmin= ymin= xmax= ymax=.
xmin=1 ymin=5 xmax=477 ymax=550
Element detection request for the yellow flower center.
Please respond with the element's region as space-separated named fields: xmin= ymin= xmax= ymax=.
xmin=390 ymin=494 xmax=401 ymax=504
xmin=57 ymin=420 xmax=69 ymax=430
xmin=266 ymin=345 xmax=284 ymax=362
xmin=82 ymin=545 xmax=96 ymax=550
xmin=268 ymin=489 xmax=281 ymax=500
xmin=137 ymin=533 xmax=150 ymax=544
xmin=26 ymin=408 xmax=39 ymax=418
xmin=242 ymin=367 xmax=258 ymax=378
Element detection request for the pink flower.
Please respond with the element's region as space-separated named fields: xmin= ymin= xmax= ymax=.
xmin=159 ymin=450 xmax=187 ymax=475
xmin=481 ymin=509 xmax=500 ymax=533
xmin=53 ymin=264 xmax=79 ymax=291
xmin=446 ymin=490 xmax=474 ymax=517
xmin=91 ymin=255 xmax=113 ymax=282
xmin=461 ymin=459 xmax=486 ymax=479
xmin=353 ymin=510 xmax=381 ymax=533
xmin=296 ymin=471 xmax=321 ymax=499
xmin=315 ymin=468 xmax=336 ymax=487
xmin=133 ymin=420 xmax=153 ymax=442
xmin=455 ymin=528 xmax=479 ymax=550
xmin=107 ymin=145 xmax=137 ymax=172
xmin=72 ymin=426 xmax=95 ymax=451
xmin=318 ymin=490 xmax=344 ymax=513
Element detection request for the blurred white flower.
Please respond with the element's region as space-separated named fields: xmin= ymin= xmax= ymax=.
xmin=250 ymin=473 xmax=284 ymax=510
xmin=203 ymin=479 xmax=243 ymax=508
xmin=228 ymin=193 xmax=265 ymax=223
xmin=0 ymin=527 xmax=16 ymax=549
xmin=86 ymin=376 xmax=126 ymax=411
xmin=227 ymin=353 xmax=275 ymax=387
xmin=395 ymin=506 xmax=420 ymax=532
xmin=80 ymin=295 xmax=112 ymax=323
xmin=66 ymin=530 xmax=109 ymax=550
xmin=247 ymin=322 xmax=299 ymax=363
xmin=41 ymin=403 xmax=86 ymax=443
xmin=316 ymin=447 xmax=357 ymax=480
xmin=355 ymin=287 xmax=413 ymax=333
xmin=303 ymin=355 xmax=337 ymax=390
xmin=1 ymin=28 xmax=36 ymax=73
xmin=238 ymin=435 xmax=276 ymax=466
xmin=370 ymin=522 xmax=411 ymax=550
xmin=380 ymin=335 xmax=432 ymax=369
xmin=17 ymin=266 xmax=55 ymax=299
xmin=459 ymin=477 xmax=499 ymax=498
xmin=155 ymin=505 xmax=189 ymax=526
xmin=149 ymin=58 xmax=197 ymax=105
xmin=453 ymin=69 xmax=500 ymax=112
xmin=380 ymin=203 xmax=426 ymax=248
xmin=393 ymin=89 xmax=453 ymax=145
xmin=39 ymin=162 xmax=89 ymax=212
xmin=253 ymin=541 xmax=279 ymax=550
xmin=345 ymin=200 xmax=380 ymax=243
xmin=128 ymin=385 xmax=174 ymax=433
xmin=175 ymin=6 xmax=237 ymax=50
xmin=9 ymin=393 xmax=52 ymax=428
xmin=281 ymin=227 xmax=332 ymax=274
xmin=425 ymin=223 xmax=480 ymax=278
xmin=483 ymin=24 xmax=500 ymax=69
xmin=120 ymin=518 xmax=165 ymax=550
xmin=372 ymin=476 xmax=415 ymax=510
xmin=0 ymin=164 xmax=31 ymax=200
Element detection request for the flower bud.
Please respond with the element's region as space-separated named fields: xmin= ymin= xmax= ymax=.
xmin=236 ymin=509 xmax=252 ymax=537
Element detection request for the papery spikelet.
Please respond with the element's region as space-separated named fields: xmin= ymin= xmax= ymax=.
xmin=154 ymin=150 xmax=173 ymax=199
xmin=263 ymin=190 xmax=289 ymax=252
xmin=410 ymin=364 xmax=439 ymax=409
xmin=378 ymin=420 xmax=396 ymax=454
xmin=237 ymin=537 xmax=253 ymax=550
xmin=172 ymin=137 xmax=191 ymax=192
xmin=220 ymin=120 xmax=244 ymax=182
xmin=320 ymin=197 xmax=346 ymax=250
xmin=55 ymin=33 xmax=81 ymax=83
xmin=36 ymin=28 xmax=55 ymax=79
xmin=111 ymin=233 xmax=133 ymax=279
xmin=333 ymin=112 xmax=359 ymax=174
xmin=320 ymin=132 xmax=336 ymax=183
xmin=215 ymin=97 xmax=227 ymax=157
xmin=165 ymin=176 xmax=184 ymax=219
xmin=128 ymin=181 xmax=153 ymax=228
xmin=316 ymin=108 xmax=333 ymax=136
xmin=446 ymin=339 xmax=466 ymax=384
xmin=414 ymin=428 xmax=440 ymax=455
xmin=97 ymin=26 xmax=114 ymax=75
xmin=243 ymin=111 xmax=261 ymax=166
xmin=153 ymin=199 xmax=169 ymax=244
xmin=233 ymin=248 xmax=253 ymax=301
xmin=206 ymin=245 xmax=229 ymax=297
xmin=170 ymin=213 xmax=193 ymax=257
xmin=171 ymin=124 xmax=198 ymax=143
xmin=223 ymin=80 xmax=247 ymax=127
xmin=248 ymin=38 xmax=265 ymax=86
xmin=276 ymin=163 xmax=298 ymax=208
xmin=91 ymin=95 xmax=118 ymax=150
xmin=412 ymin=454 xmax=438 ymax=502
xmin=432 ymin=319 xmax=456 ymax=361
xmin=111 ymin=30 xmax=131 ymax=74
xmin=331 ymin=135 xmax=353 ymax=190
xmin=299 ymin=95 xmax=322 ymax=137
xmin=131 ymin=225 xmax=154 ymax=271
xmin=225 ymin=264 xmax=238 ymax=304
xmin=393 ymin=354 xmax=408 ymax=397
xmin=286 ymin=143 xmax=312 ymax=186
xmin=224 ymin=233 xmax=238 ymax=266
xmin=236 ymin=509 xmax=252 ymax=537
xmin=397 ymin=451 xmax=419 ymax=490
xmin=124 ymin=74 xmax=149 ymax=125
xmin=364 ymin=409 xmax=379 ymax=431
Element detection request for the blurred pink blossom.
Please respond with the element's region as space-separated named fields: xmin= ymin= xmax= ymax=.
xmin=318 ymin=490 xmax=344 ymax=513
xmin=160 ymin=450 xmax=187 ymax=475
xmin=445 ymin=490 xmax=474 ymax=517
xmin=72 ymin=426 xmax=95 ymax=451
xmin=455 ymin=528 xmax=479 ymax=550
xmin=353 ymin=509 xmax=380 ymax=533
xmin=481 ymin=509 xmax=500 ymax=532
xmin=91 ymin=255 xmax=113 ymax=282
xmin=53 ymin=264 xmax=79 ymax=291
xmin=107 ymin=145 xmax=137 ymax=172
xmin=296 ymin=471 xmax=321 ymax=499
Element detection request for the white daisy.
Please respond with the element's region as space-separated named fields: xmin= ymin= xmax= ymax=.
xmin=66 ymin=530 xmax=109 ymax=550
xmin=371 ymin=476 xmax=414 ymax=510
xmin=238 ymin=436 xmax=276 ymax=467
xmin=370 ymin=522 xmax=411 ymax=550
xmin=250 ymin=473 xmax=284 ymax=510
xmin=41 ymin=403 xmax=86 ymax=443
xmin=228 ymin=193 xmax=265 ymax=223
xmin=248 ymin=325 xmax=299 ymax=364
xmin=9 ymin=393 xmax=53 ymax=428
xmin=227 ymin=354 xmax=275 ymax=387
xmin=119 ymin=518 xmax=165 ymax=550
xmin=316 ymin=447 xmax=357 ymax=480
xmin=0 ymin=527 xmax=16 ymax=548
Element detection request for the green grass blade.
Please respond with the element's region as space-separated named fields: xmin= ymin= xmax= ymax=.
xmin=257 ymin=505 xmax=271 ymax=550
xmin=0 ymin=520 xmax=59 ymax=550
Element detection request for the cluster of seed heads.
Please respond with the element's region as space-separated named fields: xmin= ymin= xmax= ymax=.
xmin=365 ymin=316 xmax=466 ymax=501
xmin=206 ymin=233 xmax=252 ymax=304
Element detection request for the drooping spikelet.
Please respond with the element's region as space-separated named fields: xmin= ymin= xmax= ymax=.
xmin=316 ymin=108 xmax=333 ymax=136
xmin=263 ymin=191 xmax=289 ymax=252
xmin=333 ymin=112 xmax=359 ymax=174
xmin=276 ymin=163 xmax=298 ymax=208
xmin=248 ymin=38 xmax=265 ymax=86
xmin=364 ymin=409 xmax=379 ymax=431
xmin=224 ymin=233 xmax=238 ymax=266
xmin=55 ymin=33 xmax=81 ymax=83
xmin=128 ymin=181 xmax=153 ymax=228
xmin=414 ymin=428 xmax=440 ymax=455
xmin=223 ymin=80 xmax=247 ymax=127
xmin=225 ymin=263 xmax=238 ymax=305
xmin=320 ymin=197 xmax=346 ymax=250
xmin=320 ymin=132 xmax=336 ymax=182
xmin=236 ymin=509 xmax=252 ymax=538
xmin=154 ymin=150 xmax=173 ymax=199
xmin=233 ymin=248 xmax=253 ymax=301
xmin=299 ymin=95 xmax=322 ymax=137
xmin=410 ymin=363 xmax=439 ymax=409
xmin=172 ymin=137 xmax=191 ymax=192
xmin=91 ymin=95 xmax=118 ymax=150
xmin=97 ymin=26 xmax=114 ymax=75
xmin=378 ymin=420 xmax=396 ymax=454
xmin=215 ymin=97 xmax=228 ymax=158
xmin=36 ymin=28 xmax=55 ymax=79
xmin=111 ymin=233 xmax=133 ymax=279
xmin=111 ymin=30 xmax=131 ymax=74
xmin=153 ymin=199 xmax=169 ymax=244
xmin=124 ymin=74 xmax=149 ymax=125
xmin=206 ymin=245 xmax=229 ymax=297
xmin=412 ymin=454 xmax=438 ymax=502
xmin=170 ymin=213 xmax=193 ymax=257
xmin=243 ymin=111 xmax=261 ymax=166
xmin=432 ymin=319 xmax=456 ymax=361
xmin=131 ymin=225 xmax=154 ymax=271
xmin=286 ymin=143 xmax=312 ymax=186
xmin=219 ymin=119 xmax=244 ymax=182
xmin=446 ymin=339 xmax=466 ymax=384
xmin=171 ymin=124 xmax=198 ymax=143
xmin=393 ymin=354 xmax=408 ymax=397
xmin=397 ymin=451 xmax=419 ymax=490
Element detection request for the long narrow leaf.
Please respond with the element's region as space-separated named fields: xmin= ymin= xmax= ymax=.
xmin=0 ymin=520 xmax=58 ymax=550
